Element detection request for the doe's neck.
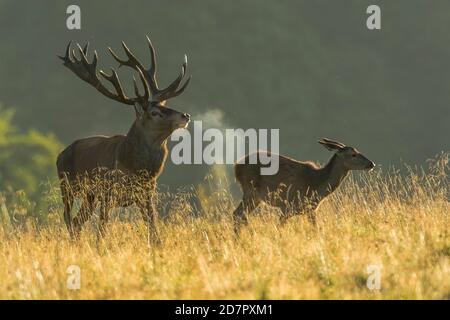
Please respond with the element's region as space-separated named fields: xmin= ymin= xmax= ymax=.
xmin=318 ymin=153 xmax=350 ymax=193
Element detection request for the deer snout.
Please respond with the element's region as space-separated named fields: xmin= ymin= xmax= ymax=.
xmin=174 ymin=113 xmax=191 ymax=129
xmin=367 ymin=161 xmax=376 ymax=170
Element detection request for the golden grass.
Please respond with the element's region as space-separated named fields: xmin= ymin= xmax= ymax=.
xmin=0 ymin=155 xmax=449 ymax=299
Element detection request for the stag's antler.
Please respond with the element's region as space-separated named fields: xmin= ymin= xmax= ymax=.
xmin=58 ymin=42 xmax=150 ymax=106
xmin=108 ymin=36 xmax=191 ymax=103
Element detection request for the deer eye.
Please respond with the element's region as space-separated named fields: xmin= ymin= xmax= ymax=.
xmin=150 ymin=111 xmax=160 ymax=117
xmin=352 ymin=154 xmax=357 ymax=157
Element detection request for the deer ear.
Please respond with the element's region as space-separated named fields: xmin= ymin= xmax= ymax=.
xmin=318 ymin=138 xmax=344 ymax=151
xmin=321 ymin=138 xmax=346 ymax=148
xmin=134 ymin=103 xmax=145 ymax=118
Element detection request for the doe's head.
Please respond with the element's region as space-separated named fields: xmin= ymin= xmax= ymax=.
xmin=319 ymin=138 xmax=375 ymax=171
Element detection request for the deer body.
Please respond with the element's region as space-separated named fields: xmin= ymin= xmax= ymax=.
xmin=58 ymin=123 xmax=169 ymax=176
xmin=233 ymin=139 xmax=375 ymax=229
xmin=57 ymin=37 xmax=191 ymax=240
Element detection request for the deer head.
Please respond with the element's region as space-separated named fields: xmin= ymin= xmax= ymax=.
xmin=58 ymin=36 xmax=191 ymax=142
xmin=319 ymin=138 xmax=375 ymax=171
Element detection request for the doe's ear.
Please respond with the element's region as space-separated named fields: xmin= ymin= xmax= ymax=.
xmin=318 ymin=138 xmax=345 ymax=151
xmin=134 ymin=103 xmax=145 ymax=118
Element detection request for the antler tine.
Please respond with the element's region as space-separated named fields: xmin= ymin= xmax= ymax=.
xmin=108 ymin=46 xmax=126 ymax=65
xmin=157 ymin=54 xmax=190 ymax=101
xmin=160 ymin=75 xmax=191 ymax=101
xmin=57 ymin=41 xmax=72 ymax=62
xmin=120 ymin=41 xmax=158 ymax=96
xmin=59 ymin=41 xmax=150 ymax=106
xmin=132 ymin=76 xmax=139 ymax=97
xmin=145 ymin=35 xmax=157 ymax=78
xmin=157 ymin=62 xmax=186 ymax=99
xmin=99 ymin=68 xmax=128 ymax=101
xmin=76 ymin=43 xmax=89 ymax=65
xmin=60 ymin=38 xmax=190 ymax=106
xmin=108 ymin=41 xmax=143 ymax=70
xmin=173 ymin=75 xmax=191 ymax=96
xmin=82 ymin=42 xmax=89 ymax=56
xmin=132 ymin=67 xmax=150 ymax=102
xmin=92 ymin=50 xmax=99 ymax=68
xmin=107 ymin=37 xmax=190 ymax=103
xmin=108 ymin=40 xmax=159 ymax=96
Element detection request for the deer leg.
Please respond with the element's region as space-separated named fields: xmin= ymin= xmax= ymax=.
xmin=232 ymin=202 xmax=247 ymax=230
xmin=279 ymin=206 xmax=291 ymax=225
xmin=300 ymin=202 xmax=318 ymax=226
xmin=278 ymin=200 xmax=296 ymax=225
xmin=306 ymin=209 xmax=317 ymax=225
xmin=140 ymin=193 xmax=160 ymax=245
xmin=307 ymin=200 xmax=321 ymax=225
xmin=233 ymin=194 xmax=260 ymax=234
xmin=60 ymin=180 xmax=74 ymax=234
xmin=98 ymin=196 xmax=111 ymax=237
xmin=71 ymin=193 xmax=96 ymax=239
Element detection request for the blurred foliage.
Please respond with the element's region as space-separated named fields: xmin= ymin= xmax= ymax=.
xmin=0 ymin=105 xmax=62 ymax=198
xmin=0 ymin=1 xmax=449 ymax=189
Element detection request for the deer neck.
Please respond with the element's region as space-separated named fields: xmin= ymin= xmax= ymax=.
xmin=117 ymin=122 xmax=169 ymax=174
xmin=317 ymin=153 xmax=350 ymax=195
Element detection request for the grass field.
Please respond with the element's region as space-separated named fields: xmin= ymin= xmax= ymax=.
xmin=0 ymin=155 xmax=448 ymax=299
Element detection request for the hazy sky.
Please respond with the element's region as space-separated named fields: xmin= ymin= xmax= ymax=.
xmin=0 ymin=1 xmax=449 ymax=187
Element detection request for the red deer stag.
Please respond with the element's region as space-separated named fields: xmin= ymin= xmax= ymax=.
xmin=233 ymin=138 xmax=375 ymax=231
xmin=56 ymin=37 xmax=191 ymax=240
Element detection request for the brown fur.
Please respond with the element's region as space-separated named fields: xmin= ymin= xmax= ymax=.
xmin=57 ymin=107 xmax=189 ymax=240
xmin=232 ymin=139 xmax=375 ymax=231
xmin=56 ymin=38 xmax=191 ymax=240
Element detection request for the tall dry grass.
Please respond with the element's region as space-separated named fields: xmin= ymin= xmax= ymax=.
xmin=0 ymin=154 xmax=448 ymax=299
